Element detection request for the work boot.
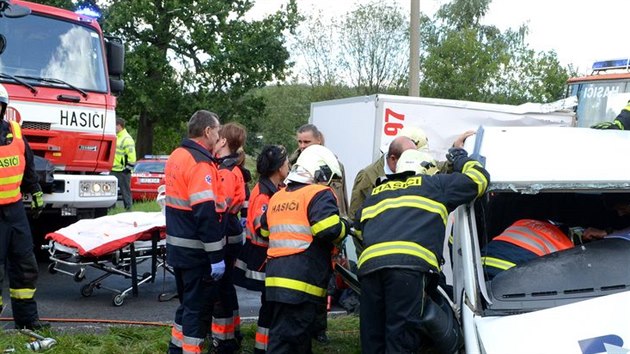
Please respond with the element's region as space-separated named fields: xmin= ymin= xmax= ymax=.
xmin=315 ymin=331 xmax=329 ymax=344
xmin=15 ymin=320 xmax=51 ymax=331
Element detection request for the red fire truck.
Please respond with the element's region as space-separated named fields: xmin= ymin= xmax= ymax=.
xmin=567 ymin=58 xmax=630 ymax=127
xmin=0 ymin=0 xmax=124 ymax=234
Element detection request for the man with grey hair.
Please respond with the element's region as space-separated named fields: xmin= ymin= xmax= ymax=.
xmin=165 ymin=110 xmax=226 ymax=354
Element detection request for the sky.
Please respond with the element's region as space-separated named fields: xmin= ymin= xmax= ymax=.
xmin=250 ymin=0 xmax=630 ymax=73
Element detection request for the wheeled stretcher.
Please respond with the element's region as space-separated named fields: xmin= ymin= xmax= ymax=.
xmin=43 ymin=212 xmax=171 ymax=306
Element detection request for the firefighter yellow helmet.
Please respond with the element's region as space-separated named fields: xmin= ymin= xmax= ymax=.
xmin=287 ymin=145 xmax=341 ymax=185
xmin=400 ymin=126 xmax=428 ymax=149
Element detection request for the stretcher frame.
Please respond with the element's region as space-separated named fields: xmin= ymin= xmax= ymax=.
xmin=44 ymin=229 xmax=172 ymax=306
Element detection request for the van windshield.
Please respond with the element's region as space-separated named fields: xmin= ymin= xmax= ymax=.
xmin=0 ymin=13 xmax=107 ymax=92
xmin=568 ymin=80 xmax=630 ymax=128
xmin=477 ymin=192 xmax=630 ymax=314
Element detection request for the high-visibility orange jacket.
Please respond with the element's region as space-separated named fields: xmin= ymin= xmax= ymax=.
xmin=165 ymin=139 xmax=224 ymax=268
xmin=217 ymin=155 xmax=246 ymax=248
xmin=234 ymin=177 xmax=278 ymax=292
xmin=263 ymin=183 xmax=347 ymax=304
xmin=493 ymin=219 xmax=573 ymax=256
xmin=481 ymin=219 xmax=574 ymax=276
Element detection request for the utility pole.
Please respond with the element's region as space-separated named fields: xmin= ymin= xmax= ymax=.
xmin=409 ymin=0 xmax=420 ymax=97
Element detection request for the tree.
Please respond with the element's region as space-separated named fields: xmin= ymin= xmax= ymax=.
xmin=290 ymin=10 xmax=341 ymax=87
xmin=338 ymin=1 xmax=409 ymax=94
xmin=291 ymin=1 xmax=409 ymax=95
xmin=420 ymin=0 xmax=570 ymax=104
xmin=101 ymin=0 xmax=298 ymax=157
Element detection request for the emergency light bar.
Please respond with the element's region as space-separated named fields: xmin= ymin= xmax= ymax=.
xmin=592 ymin=58 xmax=630 ymax=71
xmin=75 ymin=6 xmax=101 ymax=19
xmin=143 ymin=155 xmax=169 ymax=160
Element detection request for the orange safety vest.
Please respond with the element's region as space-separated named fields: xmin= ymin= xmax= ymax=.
xmin=493 ymin=219 xmax=573 ymax=256
xmin=266 ymin=184 xmax=330 ymax=258
xmin=0 ymin=121 xmax=25 ymax=205
xmin=246 ymin=183 xmax=271 ymax=247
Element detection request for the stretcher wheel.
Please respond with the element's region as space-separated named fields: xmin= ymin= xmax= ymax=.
xmin=74 ymin=269 xmax=86 ymax=282
xmin=112 ymin=294 xmax=125 ymax=307
xmin=80 ymin=284 xmax=94 ymax=297
xmin=47 ymin=263 xmax=57 ymax=274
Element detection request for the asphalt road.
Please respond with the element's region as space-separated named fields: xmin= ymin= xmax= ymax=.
xmin=1 ymin=258 xmax=263 ymax=331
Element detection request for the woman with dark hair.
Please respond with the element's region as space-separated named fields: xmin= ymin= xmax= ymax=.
xmin=234 ymin=144 xmax=289 ymax=354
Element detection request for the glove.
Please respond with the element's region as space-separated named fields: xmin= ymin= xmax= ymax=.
xmin=590 ymin=121 xmax=621 ymax=130
xmin=240 ymin=217 xmax=247 ymax=229
xmin=210 ymin=260 xmax=225 ymax=281
xmin=31 ymin=191 xmax=44 ymax=219
xmin=446 ymin=147 xmax=468 ymax=163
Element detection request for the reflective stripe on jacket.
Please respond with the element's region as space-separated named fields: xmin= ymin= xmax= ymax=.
xmin=264 ymin=183 xmax=347 ymax=304
xmin=246 ymin=183 xmax=271 ymax=247
xmin=165 ymin=139 xmax=224 ymax=267
xmin=356 ymin=156 xmax=489 ymax=276
xmin=266 ymin=184 xmax=329 ymax=257
xmin=113 ymin=128 xmax=136 ymax=171
xmin=0 ymin=121 xmax=25 ymax=204
xmin=492 ymin=219 xmax=573 ymax=256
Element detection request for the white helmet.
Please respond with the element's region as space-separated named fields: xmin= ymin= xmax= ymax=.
xmin=396 ymin=149 xmax=439 ymax=176
xmin=0 ymin=84 xmax=8 ymax=120
xmin=0 ymin=83 xmax=8 ymax=106
xmin=286 ymin=145 xmax=341 ymax=185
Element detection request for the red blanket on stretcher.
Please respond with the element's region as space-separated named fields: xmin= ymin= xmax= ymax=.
xmin=45 ymin=212 xmax=166 ymax=257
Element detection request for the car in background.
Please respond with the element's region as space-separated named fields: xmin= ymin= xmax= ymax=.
xmin=130 ymin=155 xmax=168 ymax=201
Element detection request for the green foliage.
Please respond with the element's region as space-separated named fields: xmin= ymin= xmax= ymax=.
xmin=252 ymin=83 xmax=356 ymax=153
xmin=102 ymin=0 xmax=299 ymax=157
xmin=338 ymin=1 xmax=409 ymax=94
xmin=28 ymin=0 xmax=75 ymax=10
xmin=292 ymin=1 xmax=409 ymax=95
xmin=420 ymin=0 xmax=570 ymax=104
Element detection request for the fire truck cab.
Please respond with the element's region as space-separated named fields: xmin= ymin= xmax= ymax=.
xmin=567 ymin=58 xmax=630 ymax=128
xmin=0 ymin=1 xmax=124 ymax=230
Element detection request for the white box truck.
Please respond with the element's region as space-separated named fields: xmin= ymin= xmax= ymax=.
xmin=309 ymin=94 xmax=575 ymax=259
xmin=452 ymin=126 xmax=630 ymax=353
xmin=309 ymin=94 xmax=575 ymax=203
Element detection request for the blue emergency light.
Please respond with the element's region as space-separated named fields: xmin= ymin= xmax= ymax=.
xmin=75 ymin=5 xmax=101 ymax=19
xmin=592 ymin=58 xmax=630 ymax=71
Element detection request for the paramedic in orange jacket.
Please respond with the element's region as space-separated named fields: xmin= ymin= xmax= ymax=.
xmin=261 ymin=145 xmax=350 ymax=354
xmin=233 ymin=144 xmax=289 ymax=354
xmin=211 ymin=122 xmax=249 ymax=353
xmin=0 ymin=84 xmax=46 ymax=330
xmin=166 ymin=110 xmax=225 ymax=354
xmin=481 ymin=219 xmax=575 ymax=279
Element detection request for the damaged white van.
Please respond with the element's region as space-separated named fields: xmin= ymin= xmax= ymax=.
xmin=451 ymin=126 xmax=630 ymax=354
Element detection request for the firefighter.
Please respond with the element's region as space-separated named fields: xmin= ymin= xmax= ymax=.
xmin=349 ymin=128 xmax=474 ymax=257
xmin=0 ymin=83 xmax=47 ymax=330
xmin=211 ymin=122 xmax=249 ymax=353
xmin=355 ymin=148 xmax=489 ymax=354
xmin=591 ymin=100 xmax=630 ymax=130
xmin=481 ymin=219 xmax=575 ymax=280
xmin=166 ymin=110 xmax=225 ymax=354
xmin=262 ymin=145 xmax=350 ymax=354
xmin=112 ymin=117 xmax=136 ymax=211
xmin=288 ymin=123 xmax=348 ymax=343
xmin=233 ymin=144 xmax=289 ymax=354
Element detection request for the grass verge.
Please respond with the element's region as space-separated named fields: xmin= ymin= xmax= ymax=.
xmin=0 ymin=315 xmax=360 ymax=353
